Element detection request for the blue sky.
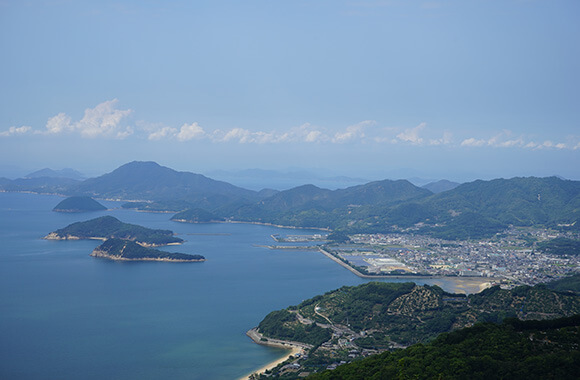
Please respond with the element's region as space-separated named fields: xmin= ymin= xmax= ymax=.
xmin=1 ymin=0 xmax=579 ymax=182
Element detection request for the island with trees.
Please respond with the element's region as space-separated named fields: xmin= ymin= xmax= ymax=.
xmin=52 ymin=196 xmax=107 ymax=212
xmin=91 ymin=238 xmax=205 ymax=262
xmin=44 ymin=215 xmax=183 ymax=246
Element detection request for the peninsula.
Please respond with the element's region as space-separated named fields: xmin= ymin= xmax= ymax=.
xmin=91 ymin=238 xmax=205 ymax=262
xmin=247 ymin=281 xmax=580 ymax=378
xmin=44 ymin=215 xmax=183 ymax=246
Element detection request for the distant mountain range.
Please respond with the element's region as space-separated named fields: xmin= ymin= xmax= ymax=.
xmin=421 ymin=179 xmax=460 ymax=194
xmin=205 ymin=168 xmax=370 ymax=191
xmin=25 ymin=168 xmax=85 ymax=180
xmin=1 ymin=161 xmax=578 ymax=239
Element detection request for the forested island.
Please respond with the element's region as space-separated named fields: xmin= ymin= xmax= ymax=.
xmin=44 ymin=215 xmax=183 ymax=246
xmin=52 ymin=196 xmax=107 ymax=212
xmin=91 ymin=238 xmax=205 ymax=262
xmin=247 ymin=281 xmax=580 ymax=378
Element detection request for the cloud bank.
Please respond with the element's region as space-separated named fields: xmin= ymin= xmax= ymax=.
xmin=2 ymin=100 xmax=578 ymax=151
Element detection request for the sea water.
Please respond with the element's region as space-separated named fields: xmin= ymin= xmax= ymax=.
xmin=0 ymin=192 xmax=476 ymax=379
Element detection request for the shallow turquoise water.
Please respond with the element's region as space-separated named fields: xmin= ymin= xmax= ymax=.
xmin=0 ymin=192 xmax=455 ymax=379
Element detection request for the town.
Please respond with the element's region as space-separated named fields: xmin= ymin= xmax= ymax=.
xmin=272 ymin=227 xmax=580 ymax=288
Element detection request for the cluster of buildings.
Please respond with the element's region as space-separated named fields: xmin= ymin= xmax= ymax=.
xmin=343 ymin=227 xmax=580 ymax=286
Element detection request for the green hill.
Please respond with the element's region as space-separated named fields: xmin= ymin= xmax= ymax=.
xmin=251 ymin=282 xmax=580 ymax=379
xmin=306 ymin=315 xmax=580 ymax=380
xmin=171 ymin=208 xmax=223 ymax=223
xmin=537 ymin=238 xmax=580 ymax=256
xmin=416 ymin=176 xmax=580 ymax=236
xmin=256 ymin=282 xmax=580 ymax=349
xmin=44 ymin=215 xmax=183 ymax=246
xmin=221 ymin=176 xmax=580 ymax=239
xmin=72 ymin=161 xmax=260 ymax=208
xmin=544 ymin=273 xmax=580 ymax=294
xmin=0 ymin=177 xmax=80 ymax=194
xmin=422 ymin=179 xmax=460 ymax=194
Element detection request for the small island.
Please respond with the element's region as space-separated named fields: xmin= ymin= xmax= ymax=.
xmin=91 ymin=238 xmax=205 ymax=262
xmin=44 ymin=215 xmax=183 ymax=246
xmin=53 ymin=196 xmax=107 ymax=212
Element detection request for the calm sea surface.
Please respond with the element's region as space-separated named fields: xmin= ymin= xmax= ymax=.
xmin=0 ymin=192 xmax=480 ymax=379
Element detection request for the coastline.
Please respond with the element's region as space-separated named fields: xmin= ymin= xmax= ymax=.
xmin=317 ymin=247 xmax=496 ymax=293
xmin=240 ymin=328 xmax=310 ymax=379
xmin=89 ymin=254 xmax=206 ymax=262
xmin=43 ymin=233 xmax=183 ymax=247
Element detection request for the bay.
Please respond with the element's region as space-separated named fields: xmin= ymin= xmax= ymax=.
xmin=0 ymin=193 xmax=485 ymax=379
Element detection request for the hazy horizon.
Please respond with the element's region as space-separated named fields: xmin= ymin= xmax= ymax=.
xmin=1 ymin=1 xmax=579 ymax=183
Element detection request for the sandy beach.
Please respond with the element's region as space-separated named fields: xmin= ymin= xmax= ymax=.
xmin=239 ymin=346 xmax=302 ymax=380
xmin=240 ymin=328 xmax=310 ymax=379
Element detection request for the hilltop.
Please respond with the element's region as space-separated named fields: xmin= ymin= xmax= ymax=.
xmin=73 ymin=161 xmax=260 ymax=208
xmin=52 ymin=196 xmax=107 ymax=212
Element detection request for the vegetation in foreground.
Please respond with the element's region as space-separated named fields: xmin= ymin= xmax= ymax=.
xmin=306 ymin=315 xmax=580 ymax=380
xmin=252 ymin=280 xmax=580 ymax=378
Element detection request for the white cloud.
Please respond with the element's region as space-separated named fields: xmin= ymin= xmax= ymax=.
xmin=396 ymin=122 xmax=426 ymax=144
xmin=0 ymin=125 xmax=32 ymax=137
xmin=305 ymin=130 xmax=323 ymax=142
xmin=209 ymin=123 xmax=331 ymax=144
xmin=332 ymin=120 xmax=374 ymax=143
xmin=543 ymin=141 xmax=555 ymax=148
xmin=461 ymin=137 xmax=486 ymax=147
xmin=45 ymin=113 xmax=72 ymax=134
xmin=221 ymin=128 xmax=251 ymax=143
xmin=429 ymin=130 xmax=453 ymax=146
xmin=76 ymin=99 xmax=132 ymax=138
xmin=43 ymin=99 xmax=133 ymax=139
xmin=177 ymin=122 xmax=205 ymax=141
xmin=148 ymin=126 xmax=178 ymax=141
xmin=461 ymin=132 xmax=571 ymax=150
xmin=496 ymin=138 xmax=525 ymax=148
xmin=286 ymin=123 xmax=328 ymax=143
